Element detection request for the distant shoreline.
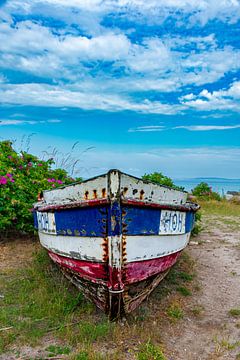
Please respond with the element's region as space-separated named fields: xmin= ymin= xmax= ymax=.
xmin=173 ymin=178 xmax=240 ymax=194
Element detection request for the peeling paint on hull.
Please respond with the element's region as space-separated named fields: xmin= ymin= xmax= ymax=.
xmin=34 ymin=169 xmax=199 ymax=319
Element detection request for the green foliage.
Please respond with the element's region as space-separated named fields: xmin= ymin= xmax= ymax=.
xmin=229 ymin=308 xmax=240 ymax=317
xmin=46 ymin=345 xmax=71 ymax=356
xmin=192 ymin=182 xmax=221 ymax=201
xmin=166 ymin=303 xmax=184 ymax=320
xmin=137 ymin=340 xmax=166 ymax=360
xmin=176 ymin=286 xmax=192 ymax=296
xmin=0 ymin=140 xmax=81 ymax=234
xmin=191 ymin=211 xmax=202 ymax=236
xmin=192 ymin=211 xmax=202 ymax=236
xmin=142 ymin=172 xmax=184 ymax=191
xmin=73 ymin=352 xmax=89 ymax=360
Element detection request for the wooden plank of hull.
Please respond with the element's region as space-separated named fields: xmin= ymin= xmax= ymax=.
xmin=48 ymin=249 xmax=181 ymax=316
xmin=125 ymin=233 xmax=191 ymax=263
xmin=124 ymin=251 xmax=181 ymax=284
xmin=39 ymin=232 xmax=106 ymax=262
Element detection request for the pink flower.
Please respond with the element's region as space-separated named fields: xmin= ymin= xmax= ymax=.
xmin=0 ymin=176 xmax=7 ymax=185
xmin=52 ymin=183 xmax=56 ymax=187
xmin=47 ymin=179 xmax=52 ymax=182
xmin=10 ymin=179 xmax=15 ymax=183
xmin=8 ymin=155 xmax=12 ymax=159
xmin=6 ymin=173 xmax=12 ymax=178
xmin=28 ymin=162 xmax=32 ymax=167
xmin=57 ymin=180 xmax=63 ymax=184
xmin=37 ymin=163 xmax=43 ymax=166
xmin=19 ymin=165 xmax=23 ymax=170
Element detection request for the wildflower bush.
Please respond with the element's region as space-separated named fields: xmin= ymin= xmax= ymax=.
xmin=0 ymin=140 xmax=81 ymax=235
xmin=192 ymin=182 xmax=221 ymax=201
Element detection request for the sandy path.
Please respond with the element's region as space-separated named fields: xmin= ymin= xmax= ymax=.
xmin=163 ymin=214 xmax=240 ymax=360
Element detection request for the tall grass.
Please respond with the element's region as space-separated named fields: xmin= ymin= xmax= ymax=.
xmin=198 ymin=199 xmax=240 ymax=217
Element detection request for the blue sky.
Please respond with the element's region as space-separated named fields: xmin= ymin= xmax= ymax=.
xmin=0 ymin=0 xmax=240 ymax=179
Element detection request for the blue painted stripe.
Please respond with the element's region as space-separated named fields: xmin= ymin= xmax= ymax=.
xmin=122 ymin=206 xmax=195 ymax=235
xmin=122 ymin=207 xmax=160 ymax=235
xmin=33 ymin=211 xmax=38 ymax=229
xmin=34 ymin=205 xmax=196 ymax=236
xmin=55 ymin=206 xmax=108 ymax=237
xmin=108 ymin=201 xmax=122 ymax=236
xmin=185 ymin=212 xmax=195 ymax=233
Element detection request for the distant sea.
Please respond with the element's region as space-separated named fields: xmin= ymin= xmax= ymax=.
xmin=173 ymin=178 xmax=240 ymax=195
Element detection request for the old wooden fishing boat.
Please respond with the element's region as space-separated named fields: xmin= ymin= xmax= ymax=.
xmin=33 ymin=169 xmax=199 ymax=318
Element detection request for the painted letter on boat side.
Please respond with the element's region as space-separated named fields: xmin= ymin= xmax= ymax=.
xmin=159 ymin=210 xmax=186 ymax=235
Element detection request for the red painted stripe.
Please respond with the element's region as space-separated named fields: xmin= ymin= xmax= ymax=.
xmin=121 ymin=199 xmax=199 ymax=212
xmin=124 ymin=251 xmax=181 ymax=284
xmin=49 ymin=250 xmax=181 ymax=289
xmin=36 ymin=198 xmax=109 ymax=212
xmin=48 ymin=251 xmax=108 ymax=285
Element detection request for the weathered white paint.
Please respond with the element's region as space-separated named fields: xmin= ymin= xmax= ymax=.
xmin=43 ymin=174 xmax=108 ymax=204
xmin=37 ymin=211 xmax=56 ymax=234
xmin=108 ymin=235 xmax=122 ymax=269
xmin=39 ymin=232 xmax=104 ymax=262
xmin=159 ymin=210 xmax=186 ymax=235
xmin=38 ymin=170 xmax=187 ymax=207
xmin=108 ymin=170 xmax=120 ymax=198
xmin=125 ymin=232 xmax=191 ymax=263
xmin=120 ymin=173 xmax=187 ymax=205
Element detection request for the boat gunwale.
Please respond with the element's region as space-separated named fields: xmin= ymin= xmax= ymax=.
xmin=42 ymin=169 xmax=188 ymax=195
xmin=34 ymin=197 xmax=199 ymax=212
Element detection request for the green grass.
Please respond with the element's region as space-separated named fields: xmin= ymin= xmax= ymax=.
xmin=166 ymin=303 xmax=184 ymax=320
xmin=46 ymin=344 xmax=71 ymax=357
xmin=0 ymin=244 xmax=197 ymax=358
xmin=199 ymin=199 xmax=240 ymax=217
xmin=191 ymin=305 xmax=205 ymax=317
xmin=137 ymin=341 xmax=166 ymax=360
xmin=229 ymin=308 xmax=240 ymax=317
xmin=176 ymin=286 xmax=192 ymax=296
xmin=0 ymin=249 xmax=111 ymax=354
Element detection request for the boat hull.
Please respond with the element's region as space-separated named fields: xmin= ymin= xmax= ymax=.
xmin=34 ymin=170 xmax=199 ymax=318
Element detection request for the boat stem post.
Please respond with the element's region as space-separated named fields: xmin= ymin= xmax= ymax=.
xmin=107 ymin=170 xmax=124 ymax=319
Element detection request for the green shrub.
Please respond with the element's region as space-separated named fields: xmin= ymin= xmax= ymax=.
xmin=191 ymin=211 xmax=202 ymax=236
xmin=0 ymin=140 xmax=81 ymax=234
xmin=142 ymin=172 xmax=184 ymax=191
xmin=192 ymin=182 xmax=221 ymax=201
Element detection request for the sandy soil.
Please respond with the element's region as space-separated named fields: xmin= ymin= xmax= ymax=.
xmin=163 ymin=214 xmax=240 ymax=360
xmin=0 ymin=213 xmax=239 ymax=359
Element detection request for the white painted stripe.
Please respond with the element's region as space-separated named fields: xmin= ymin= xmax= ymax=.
xmin=125 ymin=233 xmax=191 ymax=263
xmin=159 ymin=210 xmax=186 ymax=235
xmin=120 ymin=173 xmax=187 ymax=205
xmin=39 ymin=232 xmax=104 ymax=262
xmin=37 ymin=212 xmax=56 ymax=234
xmin=43 ymin=175 xmax=108 ymax=204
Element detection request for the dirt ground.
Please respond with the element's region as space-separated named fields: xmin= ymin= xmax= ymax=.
xmin=0 ymin=213 xmax=240 ymax=359
xmin=163 ymin=214 xmax=240 ymax=360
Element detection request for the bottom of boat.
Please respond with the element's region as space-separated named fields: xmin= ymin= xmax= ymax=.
xmin=47 ymin=250 xmax=182 ymax=319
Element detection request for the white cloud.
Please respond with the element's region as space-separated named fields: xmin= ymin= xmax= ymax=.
xmin=181 ymin=81 xmax=240 ymax=112
xmin=128 ymin=126 xmax=165 ymax=132
xmin=0 ymin=83 xmax=180 ymax=114
xmin=0 ymin=20 xmax=130 ymax=61
xmin=0 ymin=73 xmax=7 ymax=83
xmin=175 ymin=125 xmax=240 ymax=131
xmin=0 ymin=119 xmax=62 ymax=126
xmin=126 ymin=38 xmax=172 ymax=73
xmin=6 ymin=0 xmax=240 ymax=25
